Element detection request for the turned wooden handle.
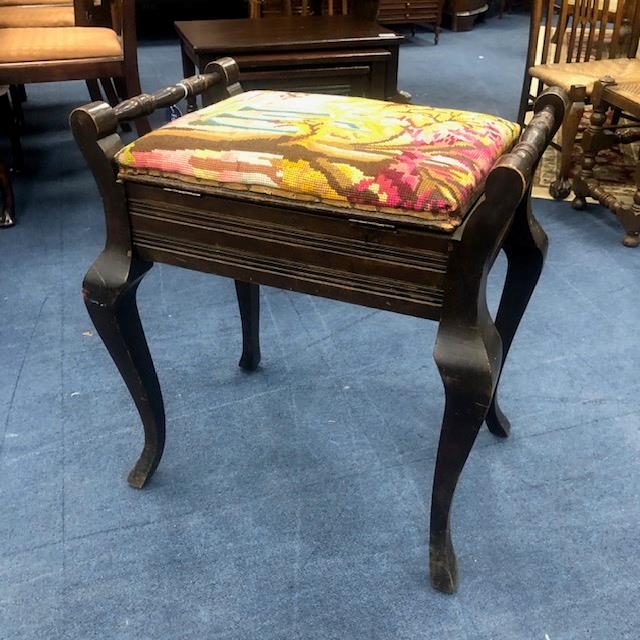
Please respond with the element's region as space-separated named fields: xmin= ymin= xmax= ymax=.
xmin=486 ymin=86 xmax=570 ymax=204
xmin=114 ymin=57 xmax=240 ymax=123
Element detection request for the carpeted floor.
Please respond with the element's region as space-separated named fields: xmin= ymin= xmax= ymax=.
xmin=1 ymin=14 xmax=639 ymax=640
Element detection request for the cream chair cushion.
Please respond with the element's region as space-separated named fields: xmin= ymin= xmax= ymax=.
xmin=0 ymin=27 xmax=122 ymax=63
xmin=0 ymin=5 xmax=74 ymax=27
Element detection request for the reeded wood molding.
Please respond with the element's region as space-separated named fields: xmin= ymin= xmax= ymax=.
xmin=133 ymin=228 xmax=445 ymax=313
xmin=128 ymin=197 xmax=450 ymax=273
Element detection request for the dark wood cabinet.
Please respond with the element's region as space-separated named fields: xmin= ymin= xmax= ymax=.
xmin=444 ymin=0 xmax=488 ymax=31
xmin=377 ymin=0 xmax=444 ymax=43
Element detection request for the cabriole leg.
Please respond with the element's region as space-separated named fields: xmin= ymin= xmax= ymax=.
xmin=431 ymin=320 xmax=498 ymax=593
xmin=486 ymin=195 xmax=547 ymax=437
xmin=83 ymin=256 xmax=165 ymax=489
xmin=235 ymin=280 xmax=261 ymax=371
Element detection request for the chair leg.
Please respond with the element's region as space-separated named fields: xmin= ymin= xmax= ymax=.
xmin=516 ymin=71 xmax=532 ymax=125
xmin=486 ymin=194 xmax=547 ymax=438
xmin=0 ymin=159 xmax=15 ymax=228
xmin=0 ymin=92 xmax=23 ymax=172
xmin=86 ymin=79 xmax=103 ymax=102
xmin=235 ymin=280 xmax=261 ymax=371
xmin=8 ymin=85 xmax=24 ymax=128
xmin=83 ymin=255 xmax=165 ymax=489
xmin=550 ymin=100 xmax=583 ymax=200
xmin=430 ymin=277 xmax=500 ymax=593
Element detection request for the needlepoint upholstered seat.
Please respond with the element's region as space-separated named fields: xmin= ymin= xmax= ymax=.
xmin=115 ymin=91 xmax=520 ymax=232
xmin=72 ymin=58 xmax=568 ymax=595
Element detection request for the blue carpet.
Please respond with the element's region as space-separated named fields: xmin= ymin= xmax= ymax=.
xmin=1 ymin=14 xmax=639 ymax=640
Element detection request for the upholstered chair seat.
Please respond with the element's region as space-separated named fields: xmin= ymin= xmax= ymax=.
xmin=0 ymin=26 xmax=122 ymax=63
xmin=0 ymin=5 xmax=74 ymax=28
xmin=116 ymin=91 xmax=520 ymax=232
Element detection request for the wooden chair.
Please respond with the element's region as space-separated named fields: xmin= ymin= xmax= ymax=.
xmin=0 ymin=0 xmax=149 ymax=136
xmin=518 ymin=0 xmax=640 ymax=199
xmin=249 ymin=0 xmax=354 ymax=17
xmin=71 ymin=57 xmax=568 ymax=594
xmin=573 ymin=77 xmax=640 ymax=246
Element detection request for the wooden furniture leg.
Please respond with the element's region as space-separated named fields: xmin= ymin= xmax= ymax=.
xmin=550 ymin=96 xmax=584 ymax=199
xmin=0 ymin=159 xmax=15 ymax=228
xmin=486 ymin=193 xmax=547 ymax=438
xmin=86 ymin=79 xmax=103 ymax=102
xmin=235 ymin=280 xmax=261 ymax=371
xmin=431 ymin=324 xmax=498 ymax=592
xmin=83 ymin=254 xmax=165 ymax=489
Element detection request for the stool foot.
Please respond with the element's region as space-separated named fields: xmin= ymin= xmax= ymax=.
xmin=127 ymin=444 xmax=161 ymax=489
xmin=83 ymin=256 xmax=165 ymax=488
xmin=429 ymin=530 xmax=458 ymax=594
xmin=235 ymin=280 xmax=261 ymax=371
xmin=623 ymin=233 xmax=639 ymax=248
xmin=485 ymin=401 xmax=511 ymax=438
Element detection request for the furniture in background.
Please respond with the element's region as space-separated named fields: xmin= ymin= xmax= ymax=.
xmin=0 ymin=84 xmax=15 ymax=226
xmin=518 ymin=0 xmax=640 ymax=199
xmin=71 ymin=57 xmax=567 ymax=594
xmin=0 ymin=0 xmax=149 ymax=137
xmin=0 ymin=157 xmax=14 ymax=227
xmin=249 ymin=0 xmax=351 ymax=16
xmin=573 ymin=77 xmax=640 ymax=246
xmin=176 ymin=15 xmax=407 ymax=107
xmin=377 ymin=0 xmax=444 ymax=44
xmin=444 ymin=0 xmax=488 ymax=31
xmin=0 ymin=0 xmax=74 ymax=28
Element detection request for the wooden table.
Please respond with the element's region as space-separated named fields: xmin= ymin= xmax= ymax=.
xmin=175 ymin=16 xmax=407 ymax=109
xmin=573 ymin=79 xmax=640 ymax=247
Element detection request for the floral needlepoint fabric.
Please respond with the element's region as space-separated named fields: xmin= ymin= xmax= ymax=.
xmin=116 ymin=91 xmax=520 ymax=231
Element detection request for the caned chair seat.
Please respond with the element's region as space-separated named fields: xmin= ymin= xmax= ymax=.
xmin=0 ymin=26 xmax=122 ymax=63
xmin=116 ymin=91 xmax=520 ymax=232
xmin=530 ymin=58 xmax=640 ymax=96
xmin=0 ymin=5 xmax=74 ymax=27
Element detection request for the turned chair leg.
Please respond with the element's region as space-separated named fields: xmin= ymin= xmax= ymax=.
xmin=486 ymin=195 xmax=547 ymax=438
xmin=235 ymin=280 xmax=261 ymax=371
xmin=430 ymin=276 xmax=501 ymax=593
xmin=550 ymin=99 xmax=583 ymax=200
xmin=83 ymin=256 xmax=165 ymax=488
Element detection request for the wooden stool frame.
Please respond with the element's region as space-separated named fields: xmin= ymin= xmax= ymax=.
xmin=71 ymin=58 xmax=567 ymax=593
